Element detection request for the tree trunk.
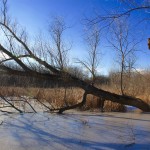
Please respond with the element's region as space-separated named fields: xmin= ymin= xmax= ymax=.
xmin=58 ymin=91 xmax=87 ymax=113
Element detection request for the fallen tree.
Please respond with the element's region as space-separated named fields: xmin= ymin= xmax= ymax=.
xmin=1 ymin=64 xmax=150 ymax=113
xmin=0 ymin=0 xmax=150 ymax=113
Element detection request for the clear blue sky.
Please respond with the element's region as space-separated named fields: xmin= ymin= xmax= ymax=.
xmin=7 ymin=0 xmax=150 ymax=75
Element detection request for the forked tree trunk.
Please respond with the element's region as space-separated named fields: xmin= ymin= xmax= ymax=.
xmin=58 ymin=91 xmax=87 ymax=113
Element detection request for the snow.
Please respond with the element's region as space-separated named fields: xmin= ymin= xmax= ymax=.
xmin=0 ymin=111 xmax=150 ymax=150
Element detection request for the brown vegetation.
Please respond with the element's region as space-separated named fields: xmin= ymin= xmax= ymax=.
xmin=0 ymin=86 xmax=126 ymax=112
xmin=2 ymin=69 xmax=150 ymax=112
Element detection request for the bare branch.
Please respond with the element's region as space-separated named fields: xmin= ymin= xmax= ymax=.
xmin=0 ymin=95 xmax=23 ymax=113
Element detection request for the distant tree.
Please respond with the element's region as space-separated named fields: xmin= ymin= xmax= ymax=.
xmin=48 ymin=16 xmax=72 ymax=106
xmin=76 ymin=25 xmax=101 ymax=86
xmin=48 ymin=17 xmax=71 ymax=71
xmin=109 ymin=19 xmax=138 ymax=95
xmin=67 ymin=66 xmax=87 ymax=80
xmin=76 ymin=25 xmax=106 ymax=111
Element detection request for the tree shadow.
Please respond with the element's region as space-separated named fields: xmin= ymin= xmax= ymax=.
xmin=3 ymin=113 xmax=150 ymax=150
xmin=66 ymin=112 xmax=150 ymax=122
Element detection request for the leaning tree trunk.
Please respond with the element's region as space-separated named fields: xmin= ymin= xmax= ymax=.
xmin=57 ymin=73 xmax=150 ymax=113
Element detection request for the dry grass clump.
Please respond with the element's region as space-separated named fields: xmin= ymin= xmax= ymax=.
xmin=83 ymin=94 xmax=126 ymax=111
xmin=0 ymin=86 xmax=27 ymax=96
xmin=104 ymin=101 xmax=126 ymax=112
xmin=104 ymin=71 xmax=150 ymax=106
xmin=34 ymin=88 xmax=126 ymax=111
xmin=34 ymin=88 xmax=84 ymax=108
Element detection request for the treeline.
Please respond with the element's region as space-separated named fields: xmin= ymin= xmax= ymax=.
xmin=0 ymin=70 xmax=110 ymax=88
xmin=1 ymin=68 xmax=150 ymax=98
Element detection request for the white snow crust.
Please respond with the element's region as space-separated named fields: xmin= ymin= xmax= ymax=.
xmin=0 ymin=111 xmax=150 ymax=150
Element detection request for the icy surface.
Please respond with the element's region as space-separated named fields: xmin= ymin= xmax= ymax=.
xmin=0 ymin=111 xmax=150 ymax=150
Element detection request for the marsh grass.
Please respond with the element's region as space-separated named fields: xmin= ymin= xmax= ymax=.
xmin=0 ymin=86 xmax=126 ymax=112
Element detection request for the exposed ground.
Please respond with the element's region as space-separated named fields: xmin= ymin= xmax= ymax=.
xmin=0 ymin=111 xmax=150 ymax=150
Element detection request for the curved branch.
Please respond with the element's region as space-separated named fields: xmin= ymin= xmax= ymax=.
xmin=58 ymin=91 xmax=87 ymax=114
xmin=0 ymin=44 xmax=31 ymax=71
xmin=0 ymin=54 xmax=30 ymax=64
xmin=0 ymin=95 xmax=23 ymax=113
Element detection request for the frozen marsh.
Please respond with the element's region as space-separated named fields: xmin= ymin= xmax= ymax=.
xmin=0 ymin=111 xmax=150 ymax=150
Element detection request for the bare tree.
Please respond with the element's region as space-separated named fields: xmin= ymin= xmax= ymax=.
xmin=0 ymin=0 xmax=149 ymax=113
xmin=77 ymin=26 xmax=101 ymax=86
xmin=48 ymin=17 xmax=70 ymax=71
xmin=87 ymin=1 xmax=150 ymax=47
xmin=109 ymin=19 xmax=138 ymax=95
xmin=88 ymin=1 xmax=150 ymax=27
xmin=76 ymin=26 xmax=106 ymax=112
xmin=48 ymin=17 xmax=72 ymax=107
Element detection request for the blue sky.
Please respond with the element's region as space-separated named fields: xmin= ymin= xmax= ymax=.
xmin=7 ymin=0 xmax=150 ymax=75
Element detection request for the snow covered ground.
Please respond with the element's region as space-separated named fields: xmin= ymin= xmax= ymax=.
xmin=0 ymin=111 xmax=150 ymax=150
